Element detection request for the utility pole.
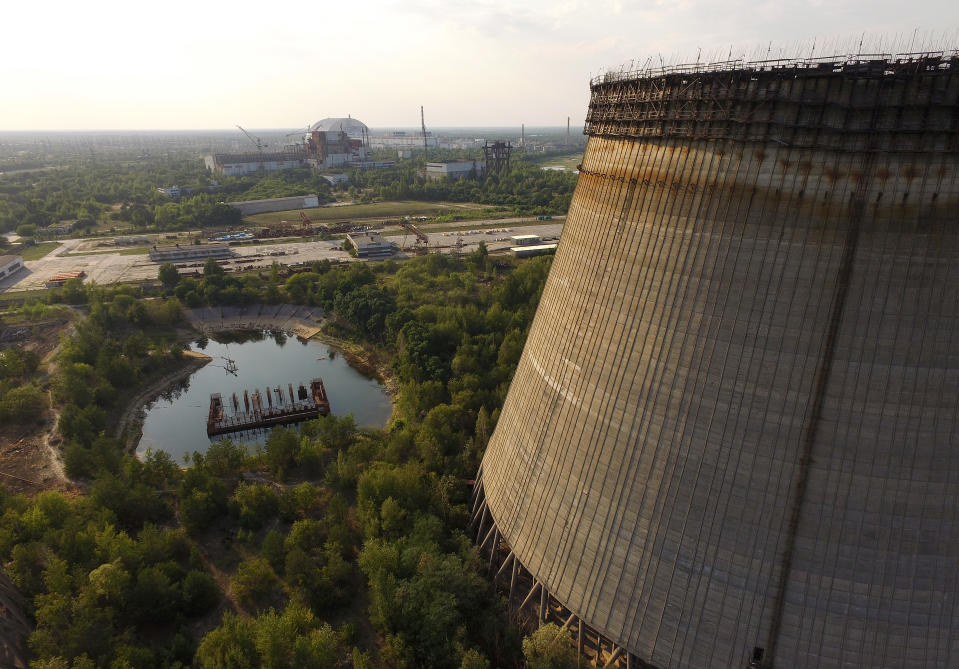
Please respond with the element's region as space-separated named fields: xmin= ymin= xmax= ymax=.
xmin=566 ymin=117 xmax=570 ymax=147
xmin=421 ymin=106 xmax=428 ymax=161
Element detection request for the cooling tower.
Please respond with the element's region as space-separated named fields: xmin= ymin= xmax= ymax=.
xmin=471 ymin=52 xmax=959 ymax=669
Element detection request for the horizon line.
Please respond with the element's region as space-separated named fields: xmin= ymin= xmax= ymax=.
xmin=0 ymin=125 xmax=580 ymax=133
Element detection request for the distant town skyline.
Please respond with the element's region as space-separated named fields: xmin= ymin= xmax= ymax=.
xmin=3 ymin=0 xmax=958 ymax=130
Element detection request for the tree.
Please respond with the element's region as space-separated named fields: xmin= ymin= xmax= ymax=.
xmin=0 ymin=347 xmax=41 ymax=379
xmin=181 ymin=570 xmax=220 ymax=615
xmin=285 ymin=272 xmax=315 ymax=303
xmin=158 ymin=263 xmax=180 ymax=290
xmin=195 ymin=605 xmax=338 ymax=669
xmin=301 ymin=414 xmax=356 ymax=451
xmin=60 ymin=277 xmax=87 ymax=304
xmin=459 ymin=649 xmax=491 ymax=669
xmin=522 ymin=623 xmax=578 ymax=669
xmin=467 ymin=241 xmax=488 ymax=272
xmin=231 ymin=558 xmax=281 ymax=611
xmin=265 ymin=428 xmax=299 ymax=477
xmin=194 ymin=613 xmax=258 ymax=668
xmin=230 ymin=482 xmax=279 ymax=530
xmin=203 ymin=257 xmax=225 ymax=277
xmin=0 ymin=383 xmax=47 ymax=423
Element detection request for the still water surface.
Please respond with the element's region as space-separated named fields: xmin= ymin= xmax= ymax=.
xmin=137 ymin=332 xmax=392 ymax=462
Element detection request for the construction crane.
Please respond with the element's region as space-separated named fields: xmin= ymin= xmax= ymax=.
xmin=285 ymin=125 xmax=310 ymax=138
xmin=400 ymin=219 xmax=429 ymax=253
xmin=235 ymin=125 xmax=264 ymax=153
xmin=421 ymin=106 xmax=428 ymax=160
xmin=300 ymin=210 xmax=332 ymax=236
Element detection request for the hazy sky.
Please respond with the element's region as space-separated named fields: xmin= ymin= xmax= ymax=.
xmin=3 ymin=1 xmax=958 ymax=130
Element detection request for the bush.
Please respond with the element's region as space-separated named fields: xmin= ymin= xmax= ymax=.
xmin=522 ymin=623 xmax=578 ymax=669
xmin=265 ymin=428 xmax=299 ymax=477
xmin=0 ymin=383 xmax=47 ymax=423
xmin=231 ymin=558 xmax=282 ymax=611
xmin=181 ymin=570 xmax=220 ymax=615
xmin=230 ymin=482 xmax=279 ymax=530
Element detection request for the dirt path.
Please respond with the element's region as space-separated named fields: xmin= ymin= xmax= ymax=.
xmin=38 ymin=326 xmax=70 ymax=485
xmin=40 ymin=397 xmax=66 ymax=483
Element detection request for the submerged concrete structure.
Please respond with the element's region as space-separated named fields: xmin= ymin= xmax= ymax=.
xmin=472 ymin=51 xmax=959 ymax=668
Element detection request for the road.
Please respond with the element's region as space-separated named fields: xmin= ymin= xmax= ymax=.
xmin=0 ymin=218 xmax=565 ymax=292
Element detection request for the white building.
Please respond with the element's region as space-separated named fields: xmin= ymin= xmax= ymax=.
xmin=511 ymin=243 xmax=557 ymax=258
xmin=426 ymin=160 xmax=485 ymax=181
xmin=347 ymin=232 xmax=393 ymax=258
xmin=510 ymin=234 xmax=541 ymax=246
xmin=322 ymin=174 xmax=350 ymax=186
xmin=227 ymin=195 xmax=320 ymax=217
xmin=0 ymin=255 xmax=24 ymax=282
xmin=149 ymin=244 xmax=232 ymax=263
xmin=205 ymin=152 xmax=308 ymax=177
xmin=371 ymin=130 xmax=439 ymax=151
xmin=348 ymin=160 xmax=395 ymax=170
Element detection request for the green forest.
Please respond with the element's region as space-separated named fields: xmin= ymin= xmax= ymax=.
xmin=0 ymin=248 xmax=584 ymax=668
xmin=0 ymin=151 xmax=576 ymax=237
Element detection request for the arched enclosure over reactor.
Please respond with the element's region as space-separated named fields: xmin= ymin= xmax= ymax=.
xmin=472 ymin=51 xmax=959 ymax=668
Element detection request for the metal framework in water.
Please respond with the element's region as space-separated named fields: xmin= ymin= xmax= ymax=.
xmin=206 ymin=378 xmax=330 ymax=436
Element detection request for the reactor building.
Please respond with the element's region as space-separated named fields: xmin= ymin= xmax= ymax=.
xmin=472 ymin=51 xmax=959 ymax=668
xmin=205 ymin=117 xmax=388 ymax=175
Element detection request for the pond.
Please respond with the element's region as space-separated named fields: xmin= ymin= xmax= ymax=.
xmin=136 ymin=331 xmax=393 ymax=462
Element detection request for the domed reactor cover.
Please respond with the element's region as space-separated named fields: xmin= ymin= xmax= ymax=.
xmin=472 ymin=51 xmax=959 ymax=669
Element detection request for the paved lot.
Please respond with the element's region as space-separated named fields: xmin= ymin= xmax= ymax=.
xmin=0 ymin=220 xmax=565 ymax=292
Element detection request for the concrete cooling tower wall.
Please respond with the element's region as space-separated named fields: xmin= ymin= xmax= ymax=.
xmin=471 ymin=52 xmax=959 ymax=669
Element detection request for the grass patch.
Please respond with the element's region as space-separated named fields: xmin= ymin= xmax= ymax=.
xmin=417 ymin=218 xmax=563 ymax=235
xmin=525 ymin=152 xmax=583 ymax=171
xmin=61 ymin=247 xmax=151 ymax=257
xmin=0 ymin=288 xmax=53 ymax=303
xmin=542 ymin=156 xmax=582 ymax=171
xmin=227 ymin=237 xmax=331 ymax=248
xmin=12 ymin=242 xmax=61 ymax=261
xmin=245 ymin=201 xmax=497 ymax=226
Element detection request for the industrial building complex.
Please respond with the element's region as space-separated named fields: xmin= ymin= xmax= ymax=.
xmin=346 ymin=232 xmax=393 ymax=258
xmin=205 ymin=117 xmax=392 ymax=176
xmin=148 ymin=244 xmax=232 ymax=263
xmin=425 ymin=159 xmax=485 ymax=181
xmin=0 ymin=256 xmax=24 ymax=283
xmin=472 ymin=51 xmax=959 ymax=668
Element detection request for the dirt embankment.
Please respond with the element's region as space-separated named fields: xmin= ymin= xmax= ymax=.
xmin=184 ymin=304 xmax=398 ymax=400
xmin=0 ymin=316 xmax=77 ymax=494
xmin=0 ymin=423 xmax=71 ymax=495
xmin=314 ymin=330 xmax=398 ymax=400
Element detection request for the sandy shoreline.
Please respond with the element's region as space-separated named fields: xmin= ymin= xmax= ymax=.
xmin=115 ymin=352 xmax=213 ymax=453
xmin=312 ymin=332 xmax=399 ymax=401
